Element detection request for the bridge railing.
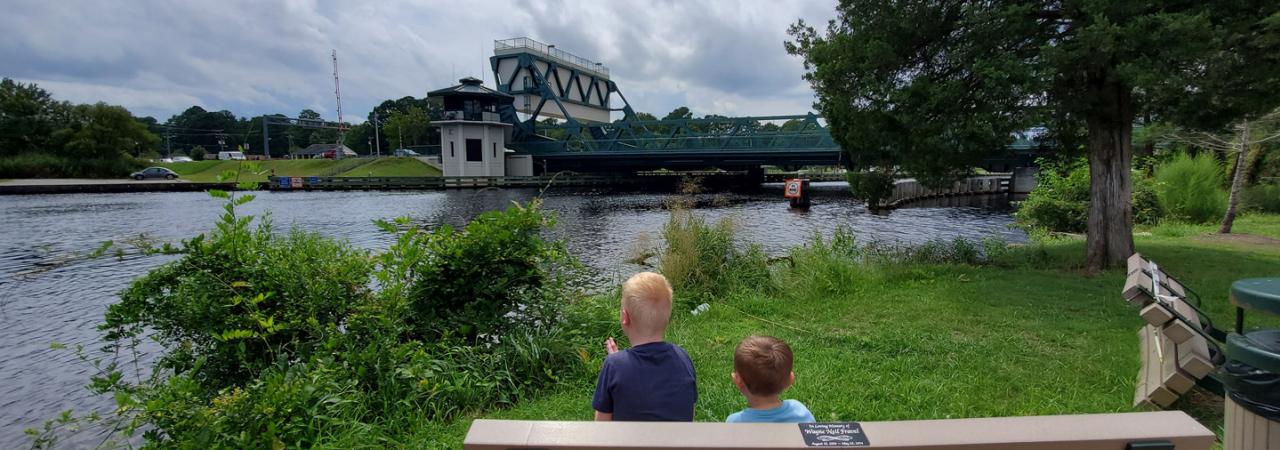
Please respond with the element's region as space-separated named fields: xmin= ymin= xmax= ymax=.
xmin=494 ymin=37 xmax=610 ymax=77
xmin=510 ymin=132 xmax=838 ymax=155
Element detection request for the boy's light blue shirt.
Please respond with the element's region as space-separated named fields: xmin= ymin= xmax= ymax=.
xmin=726 ymin=399 xmax=815 ymax=423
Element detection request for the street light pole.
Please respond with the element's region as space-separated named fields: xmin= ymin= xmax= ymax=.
xmin=372 ymin=112 xmax=381 ymax=157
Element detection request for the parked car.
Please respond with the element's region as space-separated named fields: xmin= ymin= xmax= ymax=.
xmin=171 ymin=156 xmax=194 ymax=162
xmin=131 ymin=167 xmax=178 ymax=180
xmin=394 ymin=148 xmax=419 ymax=157
xmin=217 ymin=151 xmax=246 ymax=160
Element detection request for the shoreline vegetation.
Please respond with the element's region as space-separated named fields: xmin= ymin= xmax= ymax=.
xmin=27 ymin=173 xmax=1280 ymax=446
xmin=156 ymin=157 xmax=441 ymax=183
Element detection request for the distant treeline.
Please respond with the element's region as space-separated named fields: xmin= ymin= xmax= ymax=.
xmin=1 ymin=77 xmax=807 ymax=178
xmin=0 ymin=78 xmax=157 ymax=178
xmin=0 ymin=78 xmax=450 ymax=178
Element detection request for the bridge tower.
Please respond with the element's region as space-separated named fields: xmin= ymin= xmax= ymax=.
xmin=426 ymin=77 xmax=532 ymax=177
xmin=490 ymin=38 xmax=640 ymax=142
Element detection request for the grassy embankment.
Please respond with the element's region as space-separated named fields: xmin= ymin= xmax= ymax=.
xmin=404 ymin=214 xmax=1280 ymax=447
xmin=158 ymin=157 xmax=440 ymax=182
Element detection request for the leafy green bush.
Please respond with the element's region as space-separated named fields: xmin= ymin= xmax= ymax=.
xmin=1016 ymin=157 xmax=1163 ymax=232
xmin=660 ymin=210 xmax=770 ymax=303
xmin=847 ymin=170 xmax=896 ymax=208
xmin=65 ymin=182 xmax=596 ymax=448
xmin=371 ymin=201 xmax=580 ymax=341
xmin=1243 ymin=182 xmax=1280 ymax=213
xmin=1154 ymin=152 xmax=1227 ymax=223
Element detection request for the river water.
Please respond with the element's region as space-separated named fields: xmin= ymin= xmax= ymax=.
xmin=0 ymin=183 xmax=1024 ymax=446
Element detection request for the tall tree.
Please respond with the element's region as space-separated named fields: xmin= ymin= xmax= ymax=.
xmin=788 ymin=1 xmax=1280 ymax=270
xmin=382 ymin=106 xmax=430 ymax=149
xmin=0 ymin=78 xmax=69 ymax=155
xmin=52 ymin=102 xmax=158 ymax=159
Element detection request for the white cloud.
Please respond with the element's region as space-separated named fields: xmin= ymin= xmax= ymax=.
xmin=0 ymin=0 xmax=834 ymax=121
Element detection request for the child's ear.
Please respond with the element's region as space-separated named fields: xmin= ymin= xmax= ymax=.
xmin=620 ymin=308 xmax=631 ymax=326
xmin=731 ymin=372 xmax=744 ymax=389
xmin=788 ymin=371 xmax=796 ymax=387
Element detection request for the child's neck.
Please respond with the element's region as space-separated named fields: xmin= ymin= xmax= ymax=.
xmin=625 ymin=333 xmax=663 ymax=347
xmin=744 ymin=394 xmax=783 ymax=410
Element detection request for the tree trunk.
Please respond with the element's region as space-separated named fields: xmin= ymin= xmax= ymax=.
xmin=1220 ymin=121 xmax=1250 ymax=234
xmin=1084 ymin=73 xmax=1136 ymax=272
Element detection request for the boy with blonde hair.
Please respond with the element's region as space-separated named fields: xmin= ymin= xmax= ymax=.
xmin=727 ymin=335 xmax=814 ymax=423
xmin=592 ymin=272 xmax=697 ymax=421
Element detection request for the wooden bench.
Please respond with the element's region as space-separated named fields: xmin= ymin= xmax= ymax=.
xmin=464 ymin=411 xmax=1214 ymax=449
xmin=1124 ymin=254 xmax=1221 ymax=409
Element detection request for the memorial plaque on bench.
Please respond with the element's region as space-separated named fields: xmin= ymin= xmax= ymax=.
xmin=798 ymin=422 xmax=869 ymax=447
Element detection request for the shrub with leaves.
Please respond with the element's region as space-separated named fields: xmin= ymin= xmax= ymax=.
xmin=1244 ymin=182 xmax=1280 ymax=213
xmin=103 ymin=186 xmax=372 ymax=389
xmin=1154 ymin=151 xmax=1227 ymax=223
xmin=1016 ymin=157 xmax=1162 ymax=233
xmin=58 ymin=173 xmax=595 ymax=449
xmin=374 ymin=200 xmax=580 ymax=340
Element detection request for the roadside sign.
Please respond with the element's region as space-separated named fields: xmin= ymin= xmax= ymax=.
xmin=277 ymin=177 xmax=290 ymax=189
xmin=309 ymin=177 xmax=319 ymax=185
xmin=290 ymin=177 xmax=303 ymax=188
xmin=784 ymin=178 xmax=803 ymax=199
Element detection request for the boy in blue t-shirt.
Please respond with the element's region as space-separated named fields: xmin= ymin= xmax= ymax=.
xmin=726 ymin=335 xmax=814 ymax=423
xmin=592 ymin=272 xmax=697 ymax=421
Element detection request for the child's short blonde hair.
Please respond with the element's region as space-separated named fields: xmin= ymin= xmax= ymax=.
xmin=734 ymin=335 xmax=794 ymax=396
xmin=620 ymin=272 xmax=674 ymax=335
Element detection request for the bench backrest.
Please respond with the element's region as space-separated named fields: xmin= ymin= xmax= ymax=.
xmin=464 ymin=411 xmax=1213 ymax=450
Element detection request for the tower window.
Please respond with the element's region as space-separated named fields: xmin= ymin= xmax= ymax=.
xmin=466 ymin=139 xmax=482 ymax=162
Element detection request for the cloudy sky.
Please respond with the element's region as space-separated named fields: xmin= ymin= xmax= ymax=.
xmin=0 ymin=0 xmax=836 ymax=123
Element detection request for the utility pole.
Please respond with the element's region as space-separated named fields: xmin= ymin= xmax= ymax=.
xmin=398 ymin=128 xmax=404 ymax=152
xmin=165 ymin=132 xmax=172 ymax=158
xmin=262 ymin=116 xmax=270 ymax=160
xmin=372 ymin=112 xmax=381 ymax=157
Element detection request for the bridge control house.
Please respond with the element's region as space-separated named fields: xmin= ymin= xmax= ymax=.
xmin=428 ymin=77 xmax=533 ymax=177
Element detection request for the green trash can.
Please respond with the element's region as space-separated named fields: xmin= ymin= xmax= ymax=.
xmin=1222 ymin=279 xmax=1280 ymax=450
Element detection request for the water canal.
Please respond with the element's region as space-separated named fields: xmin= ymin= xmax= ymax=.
xmin=0 ymin=182 xmax=1025 ymax=445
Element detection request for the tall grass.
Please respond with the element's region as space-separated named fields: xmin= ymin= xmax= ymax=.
xmin=1154 ymin=152 xmax=1227 ymax=223
xmin=659 ymin=209 xmax=770 ymax=304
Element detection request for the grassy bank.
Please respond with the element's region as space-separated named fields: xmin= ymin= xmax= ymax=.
xmin=157 ymin=157 xmax=439 ymax=182
xmin=334 ymin=156 xmax=441 ymax=177
xmin=406 ymin=215 xmax=1280 ymax=447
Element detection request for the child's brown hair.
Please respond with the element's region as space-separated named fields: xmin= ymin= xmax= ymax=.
xmin=733 ymin=335 xmax=793 ymax=396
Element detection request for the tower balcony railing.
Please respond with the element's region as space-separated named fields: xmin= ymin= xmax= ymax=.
xmin=494 ymin=37 xmax=610 ymax=78
xmin=434 ymin=110 xmax=502 ymax=122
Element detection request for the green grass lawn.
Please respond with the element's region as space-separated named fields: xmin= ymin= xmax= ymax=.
xmin=399 ymin=214 xmax=1280 ymax=447
xmin=159 ymin=157 xmax=440 ymax=182
xmin=334 ymin=157 xmax=440 ymax=177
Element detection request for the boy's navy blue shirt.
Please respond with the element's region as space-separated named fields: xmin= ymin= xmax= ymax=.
xmin=592 ymin=341 xmax=697 ymax=421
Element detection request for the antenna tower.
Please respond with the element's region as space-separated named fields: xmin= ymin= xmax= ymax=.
xmin=332 ymin=49 xmax=345 ymax=146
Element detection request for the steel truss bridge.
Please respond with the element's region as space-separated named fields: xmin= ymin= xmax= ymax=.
xmin=488 ymin=37 xmax=1034 ymax=173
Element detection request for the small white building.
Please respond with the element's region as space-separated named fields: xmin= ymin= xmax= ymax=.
xmin=428 ymin=77 xmax=532 ymax=177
